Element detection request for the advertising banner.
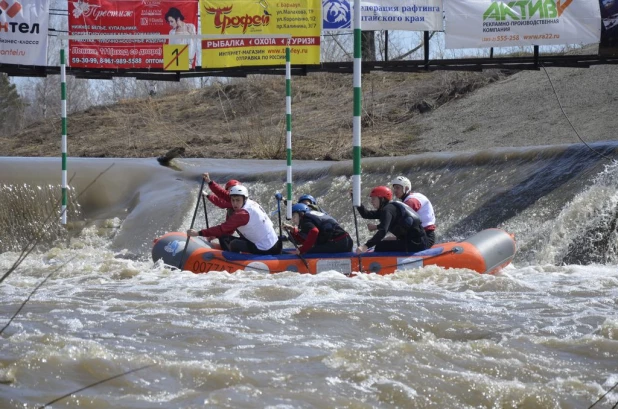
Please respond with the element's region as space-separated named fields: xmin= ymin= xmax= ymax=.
xmin=322 ymin=0 xmax=443 ymax=31
xmin=600 ymin=0 xmax=618 ymax=54
xmin=69 ymin=0 xmax=198 ymax=69
xmin=445 ymin=0 xmax=601 ymax=49
xmin=0 ymin=0 xmax=49 ymax=65
xmin=201 ymin=0 xmax=321 ymax=68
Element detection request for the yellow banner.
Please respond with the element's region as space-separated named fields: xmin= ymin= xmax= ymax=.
xmin=200 ymin=0 xmax=320 ymax=67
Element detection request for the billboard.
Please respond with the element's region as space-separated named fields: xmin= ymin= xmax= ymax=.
xmin=0 ymin=0 xmax=49 ymax=65
xmin=69 ymin=0 xmax=198 ymax=69
xmin=200 ymin=0 xmax=321 ymax=68
xmin=445 ymin=0 xmax=601 ymax=49
xmin=322 ymin=0 xmax=443 ymax=31
xmin=600 ymin=0 xmax=618 ymax=54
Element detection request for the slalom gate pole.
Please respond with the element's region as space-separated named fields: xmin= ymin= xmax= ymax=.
xmin=285 ymin=42 xmax=293 ymax=220
xmin=352 ymin=0 xmax=362 ymax=209
xmin=60 ymin=49 xmax=68 ymax=225
xmin=353 ymin=0 xmax=363 ymax=271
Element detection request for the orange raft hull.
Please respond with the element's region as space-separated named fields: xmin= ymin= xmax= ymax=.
xmin=152 ymin=228 xmax=517 ymax=275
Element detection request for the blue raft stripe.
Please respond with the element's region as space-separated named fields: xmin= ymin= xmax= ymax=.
xmin=220 ymin=246 xmax=445 ymax=261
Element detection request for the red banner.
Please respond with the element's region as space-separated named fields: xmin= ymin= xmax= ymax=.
xmin=69 ymin=0 xmax=198 ymax=69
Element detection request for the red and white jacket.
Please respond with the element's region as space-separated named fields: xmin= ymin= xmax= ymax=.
xmin=402 ymin=191 xmax=436 ymax=232
xmin=199 ymin=199 xmax=278 ymax=251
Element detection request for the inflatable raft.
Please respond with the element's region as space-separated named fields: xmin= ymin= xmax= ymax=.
xmin=152 ymin=228 xmax=516 ymax=275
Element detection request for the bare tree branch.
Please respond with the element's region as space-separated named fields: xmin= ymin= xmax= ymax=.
xmin=327 ymin=33 xmax=352 ymax=60
xmin=1 ymin=163 xmax=115 ymax=285
xmin=392 ymin=32 xmax=436 ymax=61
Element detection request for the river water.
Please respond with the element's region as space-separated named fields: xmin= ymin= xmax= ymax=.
xmin=1 ymin=143 xmax=617 ymax=408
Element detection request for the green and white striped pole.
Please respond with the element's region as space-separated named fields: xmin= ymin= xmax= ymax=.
xmin=352 ymin=0 xmax=362 ymax=207
xmin=60 ymin=49 xmax=68 ymax=225
xmin=285 ymin=42 xmax=293 ymax=219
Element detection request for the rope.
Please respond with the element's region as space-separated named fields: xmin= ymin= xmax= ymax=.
xmin=541 ymin=64 xmax=616 ymax=163
xmin=0 ymin=256 xmax=78 ymax=336
xmin=38 ymin=364 xmax=154 ymax=408
xmin=587 ymin=378 xmax=618 ymax=409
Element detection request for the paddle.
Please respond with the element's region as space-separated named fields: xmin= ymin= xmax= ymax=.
xmin=274 ymin=192 xmax=283 ymax=238
xmin=178 ymin=177 xmax=205 ymax=269
xmin=352 ymin=205 xmax=361 ymax=249
xmin=286 ymin=233 xmax=310 ymax=272
xmin=276 ymin=192 xmax=310 ymax=272
xmin=352 ymin=198 xmax=363 ymax=272
xmin=349 ymin=188 xmax=361 ymax=248
xmin=201 ymin=193 xmax=209 ymax=229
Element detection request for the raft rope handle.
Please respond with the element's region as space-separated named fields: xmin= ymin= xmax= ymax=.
xmin=172 ymin=247 xmax=460 ymax=275
xmin=179 ymin=178 xmax=206 ymax=269
xmin=365 ymin=248 xmax=459 ymax=273
xmin=172 ymin=255 xmax=285 ymax=274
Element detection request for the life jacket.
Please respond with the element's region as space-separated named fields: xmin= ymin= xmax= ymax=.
xmin=307 ymin=203 xmax=327 ymax=213
xmin=236 ymin=199 xmax=279 ymax=251
xmin=302 ymin=210 xmax=347 ymax=244
xmin=388 ymin=201 xmax=427 ymax=245
xmin=402 ymin=191 xmax=436 ymax=228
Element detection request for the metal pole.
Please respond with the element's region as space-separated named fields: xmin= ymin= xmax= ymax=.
xmin=384 ymin=30 xmax=389 ymax=62
xmin=424 ymin=31 xmax=430 ymax=70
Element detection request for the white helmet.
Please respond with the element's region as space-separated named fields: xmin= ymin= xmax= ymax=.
xmin=391 ymin=176 xmax=411 ymax=191
xmin=229 ymin=185 xmax=249 ymax=197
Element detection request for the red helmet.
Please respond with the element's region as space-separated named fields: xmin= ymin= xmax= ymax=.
xmin=369 ymin=186 xmax=392 ymax=201
xmin=225 ymin=180 xmax=241 ymax=190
